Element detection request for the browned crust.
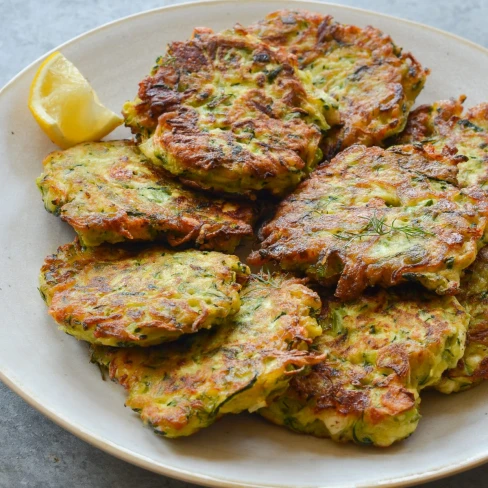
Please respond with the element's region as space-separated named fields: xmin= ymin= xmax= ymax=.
xmin=40 ymin=240 xmax=248 ymax=346
xmin=127 ymin=28 xmax=324 ymax=196
xmin=249 ymin=145 xmax=488 ymax=299
xmin=442 ymin=246 xmax=488 ymax=384
xmin=246 ymin=9 xmax=429 ymax=158
xmin=395 ymin=96 xmax=488 ymax=188
xmin=90 ymin=274 xmax=323 ymax=436
xmin=289 ymin=286 xmax=466 ymax=424
xmin=396 ymin=96 xmax=466 ymax=144
xmin=38 ymin=140 xmax=256 ymax=250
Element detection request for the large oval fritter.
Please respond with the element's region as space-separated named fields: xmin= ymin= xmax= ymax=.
xmin=123 ymin=27 xmax=329 ymax=197
xmin=37 ymin=140 xmax=255 ymax=251
xmin=394 ymin=96 xmax=488 ymax=188
xmin=436 ymin=246 xmax=488 ymax=393
xmin=39 ymin=241 xmax=250 ymax=347
xmin=246 ymin=9 xmax=428 ymax=158
xmin=260 ymin=287 xmax=468 ymax=447
xmin=249 ymin=145 xmax=488 ymax=300
xmin=90 ymin=274 xmax=323 ymax=437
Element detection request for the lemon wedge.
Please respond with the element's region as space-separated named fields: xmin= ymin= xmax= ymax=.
xmin=28 ymin=52 xmax=123 ymax=149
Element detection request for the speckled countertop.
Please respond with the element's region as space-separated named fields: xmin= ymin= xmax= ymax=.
xmin=1 ymin=1 xmax=488 ymax=487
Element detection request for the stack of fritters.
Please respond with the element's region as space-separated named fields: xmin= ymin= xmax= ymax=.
xmin=36 ymin=9 xmax=488 ymax=447
xmin=248 ymin=141 xmax=488 ymax=446
xmin=393 ymin=96 xmax=488 ymax=394
xmin=91 ymin=274 xmax=323 ymax=437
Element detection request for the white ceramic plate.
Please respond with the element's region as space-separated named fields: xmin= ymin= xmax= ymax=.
xmin=2 ymin=1 xmax=488 ymax=486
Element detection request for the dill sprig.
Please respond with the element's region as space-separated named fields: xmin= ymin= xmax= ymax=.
xmin=250 ymin=268 xmax=284 ymax=290
xmin=391 ymin=223 xmax=434 ymax=238
xmin=333 ymin=213 xmax=433 ymax=241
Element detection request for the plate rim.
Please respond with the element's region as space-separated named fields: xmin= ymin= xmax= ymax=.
xmin=2 ymin=1 xmax=488 ymax=487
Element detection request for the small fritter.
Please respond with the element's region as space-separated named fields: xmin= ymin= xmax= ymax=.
xmin=249 ymin=145 xmax=488 ymax=300
xmin=123 ymin=27 xmax=329 ymax=197
xmin=37 ymin=141 xmax=255 ymax=250
xmin=246 ymin=10 xmax=428 ymax=158
xmin=436 ymin=246 xmax=488 ymax=393
xmin=39 ymin=240 xmax=249 ymax=347
xmin=395 ymin=96 xmax=488 ymax=188
xmin=90 ymin=274 xmax=323 ymax=437
xmin=260 ymin=287 xmax=468 ymax=447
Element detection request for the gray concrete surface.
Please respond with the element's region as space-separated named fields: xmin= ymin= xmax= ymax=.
xmin=1 ymin=0 xmax=488 ymax=487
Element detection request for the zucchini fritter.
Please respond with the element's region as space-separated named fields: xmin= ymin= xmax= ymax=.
xmin=91 ymin=274 xmax=322 ymax=437
xmin=39 ymin=240 xmax=249 ymax=347
xmin=123 ymin=27 xmax=329 ymax=197
xmin=247 ymin=9 xmax=428 ymax=158
xmin=260 ymin=287 xmax=468 ymax=447
xmin=395 ymin=96 xmax=488 ymax=188
xmin=37 ymin=141 xmax=255 ymax=250
xmin=436 ymin=246 xmax=488 ymax=393
xmin=249 ymin=145 xmax=488 ymax=300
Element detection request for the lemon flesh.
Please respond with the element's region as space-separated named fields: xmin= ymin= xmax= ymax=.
xmin=29 ymin=52 xmax=123 ymax=149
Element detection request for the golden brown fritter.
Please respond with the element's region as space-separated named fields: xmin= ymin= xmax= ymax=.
xmin=39 ymin=240 xmax=250 ymax=346
xmin=37 ymin=140 xmax=255 ymax=250
xmin=395 ymin=96 xmax=488 ymax=188
xmin=90 ymin=274 xmax=323 ymax=437
xmin=260 ymin=287 xmax=468 ymax=447
xmin=246 ymin=9 xmax=428 ymax=158
xmin=249 ymin=145 xmax=488 ymax=300
xmin=123 ymin=26 xmax=329 ymax=197
xmin=436 ymin=246 xmax=488 ymax=393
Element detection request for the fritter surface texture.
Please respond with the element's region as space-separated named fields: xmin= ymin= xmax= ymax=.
xmin=249 ymin=145 xmax=488 ymax=300
xmin=395 ymin=96 xmax=488 ymax=188
xmin=260 ymin=287 xmax=468 ymax=447
xmin=123 ymin=27 xmax=329 ymax=197
xmin=39 ymin=241 xmax=249 ymax=347
xmin=436 ymin=246 xmax=488 ymax=393
xmin=247 ymin=9 xmax=428 ymax=158
xmin=37 ymin=140 xmax=255 ymax=250
xmin=91 ymin=274 xmax=322 ymax=437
